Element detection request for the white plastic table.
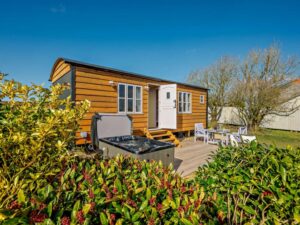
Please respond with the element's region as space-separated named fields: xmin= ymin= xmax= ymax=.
xmin=206 ymin=129 xmax=230 ymax=145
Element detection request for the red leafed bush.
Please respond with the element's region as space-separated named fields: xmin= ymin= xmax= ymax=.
xmin=2 ymin=155 xmax=220 ymax=224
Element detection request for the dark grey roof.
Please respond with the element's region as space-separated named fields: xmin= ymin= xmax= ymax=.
xmin=53 ymin=57 xmax=208 ymax=90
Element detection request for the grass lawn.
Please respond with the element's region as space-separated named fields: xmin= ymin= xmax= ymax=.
xmin=253 ymin=129 xmax=300 ymax=148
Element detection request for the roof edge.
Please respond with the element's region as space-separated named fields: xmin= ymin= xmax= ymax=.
xmin=48 ymin=57 xmax=65 ymax=81
xmin=50 ymin=57 xmax=209 ymax=90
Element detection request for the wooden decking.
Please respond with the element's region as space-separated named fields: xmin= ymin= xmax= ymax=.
xmin=174 ymin=139 xmax=218 ymax=177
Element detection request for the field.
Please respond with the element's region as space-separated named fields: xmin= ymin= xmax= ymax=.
xmin=254 ymin=129 xmax=300 ymax=148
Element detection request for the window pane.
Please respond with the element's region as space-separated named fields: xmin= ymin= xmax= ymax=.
xmin=185 ymin=93 xmax=188 ymax=103
xmin=187 ymin=103 xmax=191 ymax=112
xmin=187 ymin=93 xmax=191 ymax=103
xmin=183 ymin=93 xmax=186 ymax=103
xmin=166 ymin=92 xmax=170 ymax=99
xmin=136 ymin=87 xmax=141 ymax=100
xmin=179 ymin=93 xmax=182 ymax=101
xmin=119 ymin=99 xmax=125 ymax=112
xmin=128 ymin=85 xmax=133 ymax=98
xmin=119 ymin=84 xmax=125 ymax=98
xmin=200 ymin=95 xmax=204 ymax=103
xmin=136 ymin=100 xmax=141 ymax=112
xmin=128 ymin=99 xmax=133 ymax=112
xmin=179 ymin=102 xmax=182 ymax=112
xmin=183 ymin=102 xmax=186 ymax=112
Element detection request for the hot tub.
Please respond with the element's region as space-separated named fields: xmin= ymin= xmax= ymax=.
xmin=91 ymin=113 xmax=174 ymax=166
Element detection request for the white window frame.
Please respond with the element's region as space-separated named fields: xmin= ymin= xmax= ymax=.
xmin=200 ymin=95 xmax=205 ymax=104
xmin=118 ymin=83 xmax=143 ymax=114
xmin=178 ymin=91 xmax=192 ymax=113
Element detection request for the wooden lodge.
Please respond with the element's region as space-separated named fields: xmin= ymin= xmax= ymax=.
xmin=49 ymin=58 xmax=208 ymax=145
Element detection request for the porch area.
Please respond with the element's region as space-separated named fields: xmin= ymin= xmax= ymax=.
xmin=174 ymin=139 xmax=218 ymax=177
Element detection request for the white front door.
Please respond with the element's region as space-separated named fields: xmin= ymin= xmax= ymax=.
xmin=159 ymin=84 xmax=177 ymax=129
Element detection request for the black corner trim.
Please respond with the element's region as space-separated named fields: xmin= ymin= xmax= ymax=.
xmin=71 ymin=66 xmax=76 ymax=102
xmin=206 ymin=90 xmax=209 ymax=129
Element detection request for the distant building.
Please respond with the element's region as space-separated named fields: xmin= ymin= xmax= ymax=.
xmin=219 ymin=78 xmax=300 ymax=131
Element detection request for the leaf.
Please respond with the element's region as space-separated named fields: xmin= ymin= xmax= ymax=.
xmin=2 ymin=217 xmax=28 ymax=225
xmin=123 ymin=207 xmax=131 ymax=220
xmin=199 ymin=187 xmax=205 ymax=201
xmin=114 ymin=178 xmax=122 ymax=192
xmin=47 ymin=201 xmax=53 ymax=217
xmin=17 ymin=189 xmax=26 ymax=204
xmin=73 ymin=200 xmax=81 ymax=211
xmin=0 ymin=212 xmax=7 ymax=221
xmin=280 ymin=165 xmax=286 ymax=186
xmin=82 ymin=203 xmax=91 ymax=215
xmin=270 ymin=155 xmax=279 ymax=171
xmin=139 ymin=200 xmax=148 ymax=211
xmin=135 ymin=187 xmax=145 ymax=194
xmin=100 ymin=212 xmax=108 ymax=225
xmin=71 ymin=200 xmax=81 ymax=222
xmin=42 ymin=219 xmax=55 ymax=225
xmin=146 ymin=188 xmax=151 ymax=200
xmin=116 ymin=219 xmax=124 ymax=225
xmin=170 ymin=200 xmax=177 ymax=209
xmin=180 ymin=218 xmax=193 ymax=225
xmin=13 ymin=176 xmax=19 ymax=187
xmin=294 ymin=211 xmax=300 ymax=223
xmin=238 ymin=204 xmax=256 ymax=215
xmin=132 ymin=212 xmax=142 ymax=222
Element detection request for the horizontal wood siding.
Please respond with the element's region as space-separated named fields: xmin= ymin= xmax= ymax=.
xmin=177 ymin=85 xmax=207 ymax=131
xmin=52 ymin=61 xmax=71 ymax=82
xmin=75 ymin=67 xmax=150 ymax=144
xmin=70 ymin=66 xmax=207 ymax=145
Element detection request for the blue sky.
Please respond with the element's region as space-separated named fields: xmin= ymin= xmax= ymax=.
xmin=1 ymin=0 xmax=300 ymax=86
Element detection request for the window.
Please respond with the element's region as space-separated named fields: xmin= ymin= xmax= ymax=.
xmin=118 ymin=84 xmax=142 ymax=113
xmin=178 ymin=92 xmax=191 ymax=113
xmin=166 ymin=92 xmax=170 ymax=99
xmin=200 ymin=95 xmax=205 ymax=104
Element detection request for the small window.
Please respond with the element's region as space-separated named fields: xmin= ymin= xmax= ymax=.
xmin=178 ymin=92 xmax=192 ymax=113
xmin=118 ymin=84 xmax=142 ymax=113
xmin=118 ymin=84 xmax=126 ymax=112
xmin=127 ymin=85 xmax=134 ymax=112
xmin=200 ymin=95 xmax=205 ymax=104
xmin=166 ymin=92 xmax=170 ymax=99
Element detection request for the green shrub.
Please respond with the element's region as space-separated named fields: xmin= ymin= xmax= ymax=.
xmin=1 ymin=155 xmax=220 ymax=224
xmin=195 ymin=142 xmax=300 ymax=224
xmin=0 ymin=76 xmax=90 ymax=207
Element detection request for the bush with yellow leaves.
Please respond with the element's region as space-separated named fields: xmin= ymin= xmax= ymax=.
xmin=0 ymin=74 xmax=90 ymax=207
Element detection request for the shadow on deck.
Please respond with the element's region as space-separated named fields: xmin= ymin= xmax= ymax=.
xmin=174 ymin=139 xmax=218 ymax=177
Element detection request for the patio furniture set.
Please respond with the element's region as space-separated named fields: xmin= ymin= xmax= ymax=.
xmin=194 ymin=123 xmax=256 ymax=146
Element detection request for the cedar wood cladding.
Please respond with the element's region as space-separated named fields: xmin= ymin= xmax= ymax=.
xmin=50 ymin=58 xmax=208 ymax=145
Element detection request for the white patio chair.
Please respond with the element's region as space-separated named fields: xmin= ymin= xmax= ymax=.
xmin=231 ymin=126 xmax=247 ymax=144
xmin=229 ymin=134 xmax=239 ymax=147
xmin=241 ymin=135 xmax=257 ymax=144
xmin=238 ymin=126 xmax=248 ymax=135
xmin=194 ymin=123 xmax=208 ymax=143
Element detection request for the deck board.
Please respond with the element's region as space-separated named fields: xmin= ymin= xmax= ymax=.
xmin=174 ymin=140 xmax=218 ymax=177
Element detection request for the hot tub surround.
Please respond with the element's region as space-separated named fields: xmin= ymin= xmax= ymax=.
xmin=91 ymin=113 xmax=175 ymax=166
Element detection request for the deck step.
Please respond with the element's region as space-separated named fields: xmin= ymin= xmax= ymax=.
xmin=143 ymin=128 xmax=180 ymax=147
xmin=152 ymin=133 xmax=170 ymax=138
xmin=159 ymin=138 xmax=175 ymax=142
xmin=148 ymin=130 xmax=167 ymax=134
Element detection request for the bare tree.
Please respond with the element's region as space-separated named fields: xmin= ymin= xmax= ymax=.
xmin=230 ymin=45 xmax=299 ymax=131
xmin=188 ymin=56 xmax=238 ymax=125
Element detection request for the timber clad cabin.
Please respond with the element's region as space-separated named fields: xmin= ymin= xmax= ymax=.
xmin=49 ymin=58 xmax=208 ymax=145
